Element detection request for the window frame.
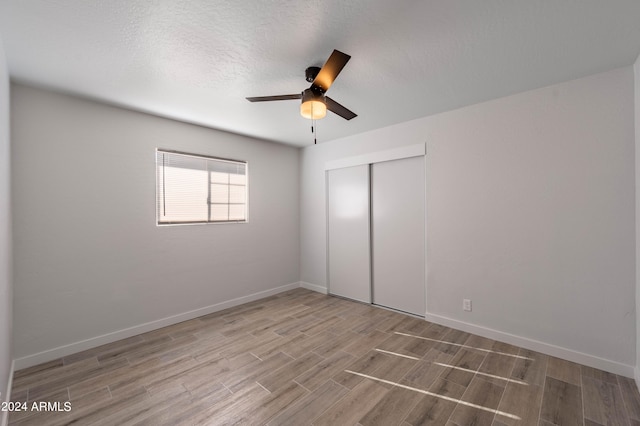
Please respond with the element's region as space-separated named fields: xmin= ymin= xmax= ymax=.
xmin=155 ymin=148 xmax=249 ymax=226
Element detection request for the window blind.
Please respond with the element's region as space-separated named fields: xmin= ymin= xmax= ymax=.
xmin=156 ymin=150 xmax=248 ymax=224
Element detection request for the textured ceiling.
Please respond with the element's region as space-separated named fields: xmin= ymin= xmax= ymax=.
xmin=1 ymin=1 xmax=640 ymax=147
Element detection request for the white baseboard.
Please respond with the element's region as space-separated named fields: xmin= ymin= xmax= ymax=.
xmin=299 ymin=281 xmax=328 ymax=294
xmin=13 ymin=281 xmax=636 ymax=380
xmin=1 ymin=360 xmax=14 ymax=426
xmin=14 ymin=282 xmax=300 ymax=370
xmin=424 ymin=312 xmax=635 ymax=378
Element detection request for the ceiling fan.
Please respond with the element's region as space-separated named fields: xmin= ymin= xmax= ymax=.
xmin=246 ymin=49 xmax=357 ymax=121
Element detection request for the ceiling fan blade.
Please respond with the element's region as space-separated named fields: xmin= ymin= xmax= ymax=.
xmin=326 ymin=97 xmax=357 ymax=120
xmin=246 ymin=94 xmax=302 ymax=102
xmin=311 ymin=50 xmax=351 ymax=93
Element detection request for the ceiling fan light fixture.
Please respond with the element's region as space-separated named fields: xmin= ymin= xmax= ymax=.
xmin=300 ymin=89 xmax=327 ymax=119
xmin=247 ymin=50 xmax=356 ymax=122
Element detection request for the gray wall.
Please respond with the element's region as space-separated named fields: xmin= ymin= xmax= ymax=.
xmin=635 ymin=53 xmax=640 ymax=385
xmin=11 ymin=84 xmax=300 ymax=366
xmin=0 ymin=38 xmax=13 ymax=414
xmin=301 ymin=67 xmax=636 ymax=375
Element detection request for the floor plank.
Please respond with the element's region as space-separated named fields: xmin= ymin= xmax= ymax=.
xmin=358 ymin=386 xmax=423 ymax=426
xmin=496 ymin=382 xmax=543 ymax=426
xmin=582 ymin=375 xmax=630 ymax=426
xmin=448 ymin=376 xmax=505 ymax=426
xmin=546 ymin=356 xmax=582 ymax=386
xmin=294 ymin=350 xmax=355 ymax=391
xmin=511 ymin=349 xmax=548 ymax=386
xmin=619 ymin=375 xmax=640 ymax=421
xmin=267 ymin=380 xmax=349 ymax=426
xmin=312 ymin=378 xmax=388 ymax=426
xmin=540 ymin=376 xmax=583 ymax=426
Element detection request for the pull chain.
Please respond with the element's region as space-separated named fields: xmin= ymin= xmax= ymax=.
xmin=309 ymin=102 xmax=318 ymax=144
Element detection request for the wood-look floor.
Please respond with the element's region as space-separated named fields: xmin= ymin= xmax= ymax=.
xmin=9 ymin=288 xmax=640 ymax=426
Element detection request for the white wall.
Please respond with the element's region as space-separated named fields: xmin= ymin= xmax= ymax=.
xmin=301 ymin=67 xmax=636 ymax=375
xmin=11 ymin=84 xmax=300 ymax=367
xmin=0 ymin=37 xmax=13 ymax=419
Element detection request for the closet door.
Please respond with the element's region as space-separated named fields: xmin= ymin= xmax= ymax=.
xmin=371 ymin=156 xmax=425 ymax=316
xmin=327 ymin=165 xmax=371 ymax=303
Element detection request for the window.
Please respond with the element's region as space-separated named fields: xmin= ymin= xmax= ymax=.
xmin=156 ymin=149 xmax=248 ymax=225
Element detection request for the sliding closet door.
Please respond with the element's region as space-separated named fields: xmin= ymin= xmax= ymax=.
xmin=327 ymin=165 xmax=371 ymax=303
xmin=371 ymin=156 xmax=425 ymax=316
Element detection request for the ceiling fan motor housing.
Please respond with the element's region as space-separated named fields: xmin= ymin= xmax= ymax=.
xmin=305 ymin=66 xmax=322 ymax=84
xmin=301 ymin=88 xmax=326 ymax=103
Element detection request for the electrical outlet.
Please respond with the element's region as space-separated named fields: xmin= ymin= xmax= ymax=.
xmin=463 ymin=299 xmax=472 ymax=312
